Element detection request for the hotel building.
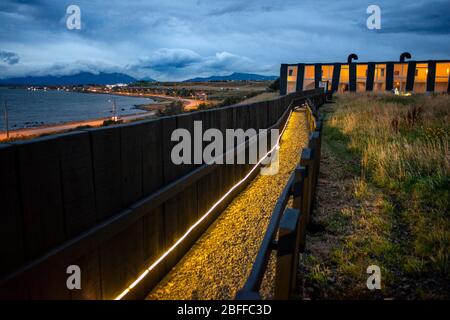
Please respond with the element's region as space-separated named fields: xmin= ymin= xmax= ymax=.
xmin=280 ymin=54 xmax=450 ymax=95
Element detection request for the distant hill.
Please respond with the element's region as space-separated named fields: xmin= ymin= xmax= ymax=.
xmin=0 ymin=72 xmax=138 ymax=85
xmin=184 ymin=72 xmax=278 ymax=82
xmin=138 ymin=76 xmax=156 ymax=82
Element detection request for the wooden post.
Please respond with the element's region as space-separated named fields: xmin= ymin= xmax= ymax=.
xmin=314 ymin=130 xmax=322 ymax=195
xmin=316 ymin=119 xmax=323 ymax=133
xmin=235 ymin=290 xmax=262 ymax=300
xmin=292 ymin=165 xmax=307 ymax=252
xmin=300 ymin=148 xmax=313 ymax=225
xmin=309 ymin=132 xmax=321 ymax=192
xmin=274 ymin=208 xmax=300 ymax=300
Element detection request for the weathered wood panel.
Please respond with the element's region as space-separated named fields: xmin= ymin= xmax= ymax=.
xmin=126 ymin=205 xmax=165 ymax=299
xmin=196 ymin=169 xmax=218 ymax=234
xmin=16 ymin=136 xmax=65 ymax=260
xmin=120 ymin=122 xmax=143 ymax=205
xmin=175 ymin=113 xmax=196 ymax=175
xmin=0 ymin=144 xmax=25 ymax=276
xmin=89 ymin=126 xmax=123 ymax=221
xmin=161 ymin=116 xmax=179 ymax=184
xmin=142 ymin=205 xmax=164 ymax=270
xmin=142 ymin=119 xmax=164 ymax=195
xmin=69 ymin=249 xmax=103 ymax=300
xmin=100 ymin=214 xmax=144 ymax=299
xmin=162 ymin=183 xmax=198 ymax=271
xmin=58 ymin=131 xmax=97 ymax=238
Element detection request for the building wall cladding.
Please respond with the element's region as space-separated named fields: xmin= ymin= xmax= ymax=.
xmin=280 ymin=60 xmax=450 ymax=94
xmin=366 ymin=62 xmax=376 ymax=91
xmin=406 ymin=61 xmax=416 ymax=92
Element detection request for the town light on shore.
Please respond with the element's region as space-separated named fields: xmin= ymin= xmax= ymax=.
xmin=114 ymin=109 xmax=295 ymax=300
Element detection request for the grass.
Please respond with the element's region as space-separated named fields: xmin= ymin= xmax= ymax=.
xmin=299 ymin=92 xmax=450 ymax=299
xmin=331 ymin=93 xmax=449 ymax=273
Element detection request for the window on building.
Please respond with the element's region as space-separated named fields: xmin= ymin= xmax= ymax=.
xmin=394 ymin=63 xmax=407 ymax=91
xmin=435 ymin=62 xmax=450 ymax=93
xmin=287 ymin=66 xmax=298 ymax=93
xmin=338 ymin=65 xmax=349 ymax=92
xmin=321 ymin=65 xmax=334 ymax=91
xmin=413 ymin=63 xmax=427 ymax=93
xmin=374 ymin=64 xmax=386 ymax=92
xmin=303 ymin=65 xmax=315 ymax=90
xmin=356 ymin=64 xmax=368 ymax=92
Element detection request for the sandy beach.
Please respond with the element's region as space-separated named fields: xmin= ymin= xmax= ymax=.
xmin=0 ymin=111 xmax=156 ymax=141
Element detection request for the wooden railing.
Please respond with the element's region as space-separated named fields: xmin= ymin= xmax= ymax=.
xmin=0 ymin=89 xmax=325 ymax=300
xmin=236 ymin=99 xmax=323 ymax=300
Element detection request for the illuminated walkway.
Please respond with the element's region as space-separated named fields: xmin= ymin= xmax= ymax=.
xmin=147 ymin=109 xmax=309 ymax=300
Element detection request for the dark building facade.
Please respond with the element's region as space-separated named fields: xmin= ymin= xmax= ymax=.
xmin=280 ymin=57 xmax=450 ymax=95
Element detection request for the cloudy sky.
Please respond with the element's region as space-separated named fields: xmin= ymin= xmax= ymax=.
xmin=0 ymin=0 xmax=449 ymax=81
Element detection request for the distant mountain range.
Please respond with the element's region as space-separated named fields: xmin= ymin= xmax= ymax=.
xmin=0 ymin=72 xmax=147 ymax=85
xmin=0 ymin=71 xmax=277 ymax=85
xmin=184 ymin=72 xmax=278 ymax=82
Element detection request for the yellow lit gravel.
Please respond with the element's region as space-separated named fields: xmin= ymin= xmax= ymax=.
xmin=147 ymin=109 xmax=309 ymax=300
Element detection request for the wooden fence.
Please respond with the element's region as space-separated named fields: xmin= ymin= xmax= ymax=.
xmin=0 ymin=89 xmax=325 ymax=299
xmin=236 ymin=99 xmax=323 ymax=300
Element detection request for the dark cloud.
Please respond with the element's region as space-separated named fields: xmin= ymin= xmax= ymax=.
xmin=0 ymin=0 xmax=448 ymax=80
xmin=130 ymin=49 xmax=265 ymax=81
xmin=208 ymin=2 xmax=250 ymax=16
xmin=371 ymin=1 xmax=450 ymax=35
xmin=0 ymin=50 xmax=19 ymax=64
xmin=138 ymin=49 xmax=201 ymax=70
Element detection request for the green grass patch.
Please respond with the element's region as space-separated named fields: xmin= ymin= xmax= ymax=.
xmin=317 ymin=93 xmax=450 ymax=298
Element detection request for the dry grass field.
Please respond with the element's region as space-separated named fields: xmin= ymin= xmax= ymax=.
xmin=298 ymin=93 xmax=449 ymax=299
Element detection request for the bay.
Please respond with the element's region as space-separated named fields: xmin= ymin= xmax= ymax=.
xmin=0 ymin=87 xmax=155 ymax=129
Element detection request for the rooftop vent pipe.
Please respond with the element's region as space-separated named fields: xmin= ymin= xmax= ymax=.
xmin=347 ymin=53 xmax=358 ymax=64
xmin=400 ymin=52 xmax=412 ymax=62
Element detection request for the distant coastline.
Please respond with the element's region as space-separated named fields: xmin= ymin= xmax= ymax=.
xmin=0 ymin=87 xmax=156 ymax=132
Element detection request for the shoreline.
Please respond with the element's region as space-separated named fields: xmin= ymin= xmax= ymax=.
xmin=0 ymin=89 xmax=201 ymax=141
xmin=0 ymin=111 xmax=156 ymax=142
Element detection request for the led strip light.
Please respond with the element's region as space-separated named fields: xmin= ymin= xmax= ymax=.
xmin=115 ymin=108 xmax=296 ymax=300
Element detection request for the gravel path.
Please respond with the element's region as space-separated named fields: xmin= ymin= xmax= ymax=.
xmin=147 ymin=109 xmax=309 ymax=300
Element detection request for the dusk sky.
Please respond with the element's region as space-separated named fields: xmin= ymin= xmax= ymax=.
xmin=0 ymin=0 xmax=449 ymax=81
